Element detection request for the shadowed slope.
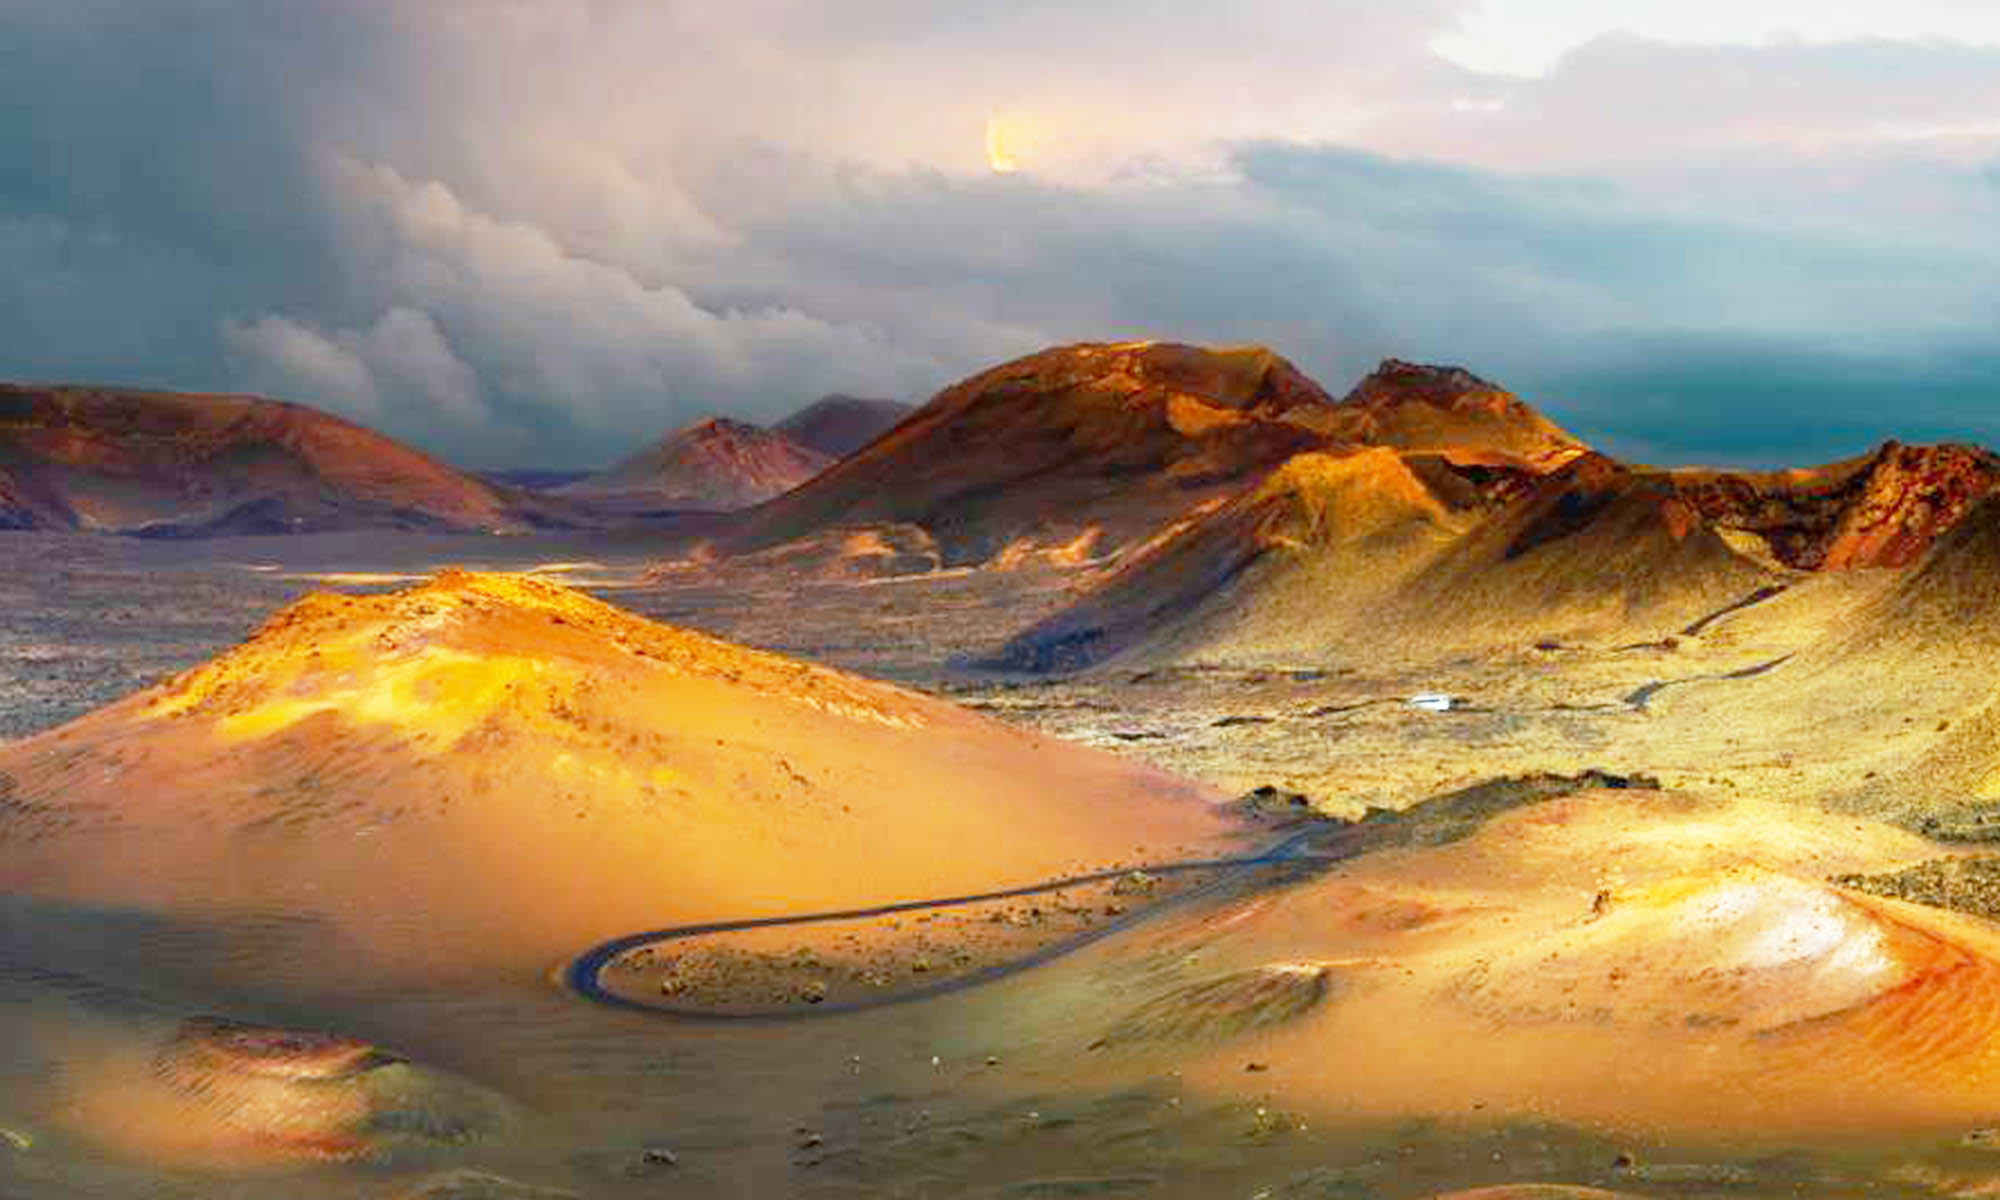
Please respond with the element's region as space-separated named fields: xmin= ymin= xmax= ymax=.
xmin=560 ymin=417 xmax=832 ymax=511
xmin=0 ymin=573 xmax=1238 ymax=981
xmin=1384 ymin=453 xmax=1780 ymax=647
xmin=735 ymin=342 xmax=1338 ymax=565
xmin=993 ymin=448 xmax=1462 ymax=670
xmin=0 ymin=384 xmax=548 ymax=535
xmin=775 ymin=395 xmax=915 ymax=458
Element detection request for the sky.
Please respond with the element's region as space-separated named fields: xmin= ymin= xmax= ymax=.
xmin=3 ymin=1 xmax=1999 ymax=468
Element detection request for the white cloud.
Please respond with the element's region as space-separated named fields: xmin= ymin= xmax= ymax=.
xmin=302 ymin=159 xmax=952 ymax=462
xmin=1436 ymin=0 xmax=2000 ymax=76
xmin=222 ymin=314 xmax=380 ymax=419
xmin=357 ymin=307 xmax=484 ymax=423
xmin=223 ymin=306 xmax=487 ymax=443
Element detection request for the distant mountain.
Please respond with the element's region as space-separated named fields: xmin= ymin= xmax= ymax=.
xmin=0 ymin=383 xmax=552 ymax=536
xmin=560 ymin=417 xmax=832 ymax=511
xmin=476 ymin=467 xmax=595 ymax=492
xmin=775 ymin=395 xmax=915 ymax=458
xmin=735 ymin=342 xmax=1340 ymax=565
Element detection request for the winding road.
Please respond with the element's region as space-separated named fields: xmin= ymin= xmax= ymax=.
xmin=561 ymin=824 xmax=1348 ymax=1020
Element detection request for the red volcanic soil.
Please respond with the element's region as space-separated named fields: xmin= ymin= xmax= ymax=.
xmin=0 ymin=383 xmax=549 ymax=536
xmin=563 ymin=417 xmax=832 ymax=511
xmin=775 ymin=395 xmax=915 ymax=458
xmin=1673 ymin=441 xmax=2000 ymax=571
xmin=735 ymin=342 xmax=1341 ymax=565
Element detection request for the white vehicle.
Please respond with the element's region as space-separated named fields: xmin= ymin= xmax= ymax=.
xmin=1406 ymin=693 xmax=1455 ymax=713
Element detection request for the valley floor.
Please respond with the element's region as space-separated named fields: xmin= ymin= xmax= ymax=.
xmin=0 ymin=529 xmax=1916 ymax=819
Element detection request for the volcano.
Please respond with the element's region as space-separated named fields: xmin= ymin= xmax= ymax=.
xmin=1304 ymin=359 xmax=1588 ymax=472
xmin=774 ymin=395 xmax=915 ymax=458
xmin=1379 ymin=453 xmax=1780 ymax=648
xmin=0 ymin=572 xmax=1238 ymax=980
xmin=0 ymin=383 xmax=549 ymax=536
xmin=561 ymin=416 xmax=832 ymax=511
xmin=734 ymin=342 xmax=1339 ymax=565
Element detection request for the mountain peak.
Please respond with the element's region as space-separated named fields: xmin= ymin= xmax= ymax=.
xmin=683 ymin=415 xmax=766 ymax=438
xmin=735 ymin=341 xmax=1336 ymax=564
xmin=561 ymin=415 xmax=830 ymax=511
xmin=1346 ymin=359 xmax=1512 ymax=409
xmin=1307 ymin=359 xmax=1586 ymax=470
xmin=775 ymin=395 xmax=915 ymax=457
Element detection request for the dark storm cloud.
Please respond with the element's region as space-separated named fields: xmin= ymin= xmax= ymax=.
xmin=1520 ymin=338 xmax=2000 ymax=468
xmin=2 ymin=0 xmax=1999 ymax=467
xmin=0 ymin=3 xmax=384 ymax=383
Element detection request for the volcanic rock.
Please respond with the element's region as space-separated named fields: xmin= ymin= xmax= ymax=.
xmin=1673 ymin=440 xmax=2000 ymax=571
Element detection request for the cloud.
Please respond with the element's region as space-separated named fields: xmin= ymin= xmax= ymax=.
xmin=223 ymin=306 xmax=484 ymax=434
xmin=204 ymin=153 xmax=965 ymax=464
xmin=1382 ymin=33 xmax=2000 ymax=179
xmin=4 ymin=1 xmax=2000 ymax=468
xmin=223 ymin=315 xmax=381 ymax=419
xmin=1435 ymin=0 xmax=2000 ymax=76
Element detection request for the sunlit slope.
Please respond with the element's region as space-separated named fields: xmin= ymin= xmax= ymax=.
xmin=1048 ymin=788 xmax=2000 ymax=1140
xmin=1754 ymin=494 xmax=2000 ymax=815
xmin=1303 ymin=358 xmax=1588 ymax=471
xmin=0 ymin=572 xmax=1237 ymax=979
xmin=1000 ymin=449 xmax=1781 ymax=671
xmin=995 ymin=447 xmax=1464 ymax=670
xmin=1622 ymin=492 xmax=2000 ymax=822
xmin=735 ymin=341 xmax=1338 ymax=565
